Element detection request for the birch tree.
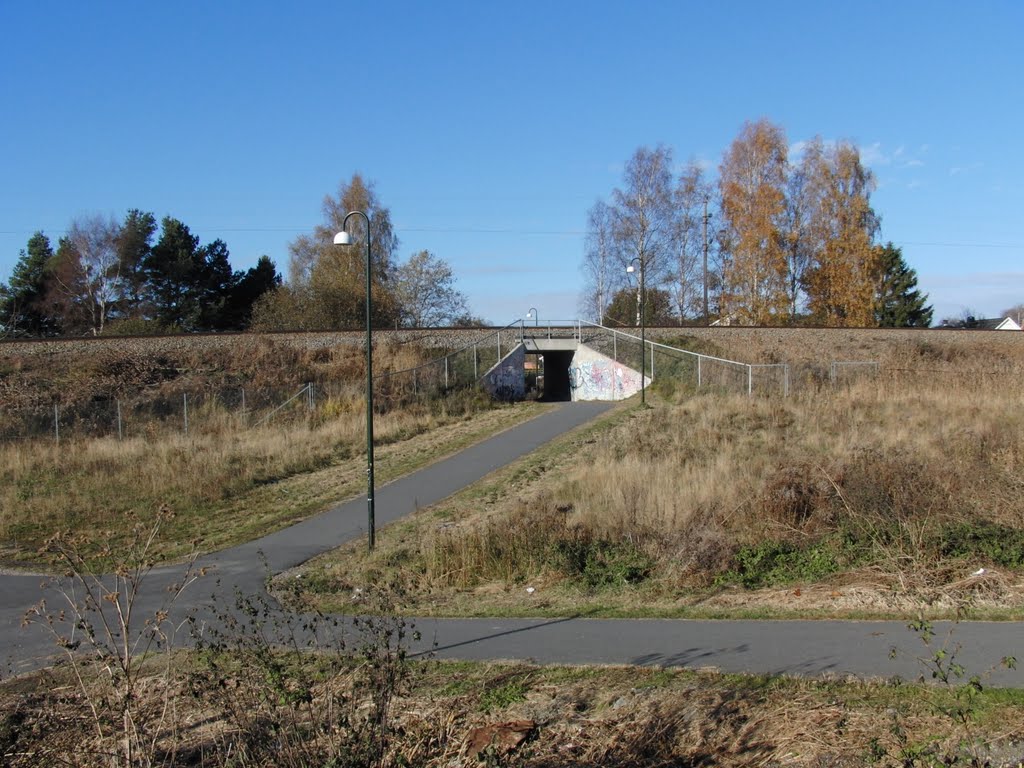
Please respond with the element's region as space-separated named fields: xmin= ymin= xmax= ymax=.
xmin=610 ymin=145 xmax=678 ymax=326
xmin=393 ymin=250 xmax=469 ymax=327
xmin=283 ymin=173 xmax=401 ymax=328
xmin=783 ymin=138 xmax=827 ymax=320
xmin=580 ymin=200 xmax=617 ymax=322
xmin=718 ymin=119 xmax=790 ymax=325
xmin=671 ymin=162 xmax=712 ymax=323
xmin=803 ymin=142 xmax=880 ymax=326
xmin=288 ymin=173 xmax=398 ymax=287
xmin=54 ymin=214 xmax=123 ymax=335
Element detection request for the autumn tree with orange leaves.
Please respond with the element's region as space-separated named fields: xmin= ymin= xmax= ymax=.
xmin=718 ymin=119 xmax=790 ymax=325
xmin=801 ymin=141 xmax=880 ymax=326
xmin=582 ymin=120 xmax=895 ymax=328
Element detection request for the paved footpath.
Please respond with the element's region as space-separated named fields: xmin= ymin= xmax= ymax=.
xmin=3 ymin=401 xmax=1022 ymax=687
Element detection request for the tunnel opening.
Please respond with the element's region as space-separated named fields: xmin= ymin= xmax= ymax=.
xmin=529 ymin=350 xmax=574 ymax=401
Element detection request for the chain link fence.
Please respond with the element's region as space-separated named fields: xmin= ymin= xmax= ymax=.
xmin=0 ymin=324 xmax=527 ymax=444
xmin=578 ymin=322 xmax=790 ymax=397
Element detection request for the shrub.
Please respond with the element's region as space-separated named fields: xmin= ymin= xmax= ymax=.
xmin=718 ymin=539 xmax=842 ymax=589
xmin=550 ymin=532 xmax=654 ymax=588
xmin=935 ymin=521 xmax=1024 ymax=569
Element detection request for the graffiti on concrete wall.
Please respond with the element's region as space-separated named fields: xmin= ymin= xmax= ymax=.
xmin=483 ymin=344 xmax=526 ymax=401
xmin=569 ymin=345 xmax=647 ymax=401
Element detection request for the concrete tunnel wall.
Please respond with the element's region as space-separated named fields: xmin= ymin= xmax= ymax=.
xmin=568 ymin=344 xmax=648 ymax=401
xmin=481 ymin=344 xmax=527 ymax=401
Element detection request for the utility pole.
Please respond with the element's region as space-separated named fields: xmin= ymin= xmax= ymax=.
xmin=702 ymin=196 xmax=710 ymax=326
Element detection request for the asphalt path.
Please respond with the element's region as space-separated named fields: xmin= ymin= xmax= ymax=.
xmin=3 ymin=400 xmax=1022 ymax=687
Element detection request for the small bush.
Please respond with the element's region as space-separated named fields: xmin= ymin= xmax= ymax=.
xmin=550 ymin=532 xmax=654 ymax=588
xmin=935 ymin=521 xmax=1024 ymax=569
xmin=718 ymin=539 xmax=842 ymax=589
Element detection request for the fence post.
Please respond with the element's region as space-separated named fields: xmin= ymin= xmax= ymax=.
xmin=444 ymin=358 xmax=449 ymax=390
xmin=54 ymin=404 xmax=60 ymax=445
xmin=413 ymin=368 xmax=417 ymax=394
xmin=613 ymin=332 xmax=618 ymax=363
xmin=117 ymin=400 xmax=123 ymax=441
xmin=697 ymin=356 xmax=702 ymax=389
xmin=747 ymin=366 xmax=753 ymax=397
xmin=241 ymin=388 xmax=246 ymax=424
xmin=650 ymin=343 xmax=655 ymax=380
xmin=473 ymin=344 xmax=478 ymax=379
xmin=497 ymin=331 xmax=501 ymax=361
xmin=307 ymin=382 xmax=314 ymax=411
xmin=784 ymin=365 xmax=790 ymax=397
xmin=183 ymin=393 xmax=189 ymax=436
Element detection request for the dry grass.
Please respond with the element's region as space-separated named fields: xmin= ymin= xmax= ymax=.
xmin=0 ymin=392 xmax=543 ymax=566
xmin=0 ymin=333 xmax=551 ymax=566
xmin=5 ymin=658 xmax=1024 ymax=767
xmin=293 ymin=334 xmax=1024 ymax=620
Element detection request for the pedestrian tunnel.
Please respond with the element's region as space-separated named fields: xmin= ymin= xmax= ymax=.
xmin=482 ymin=338 xmax=648 ymax=402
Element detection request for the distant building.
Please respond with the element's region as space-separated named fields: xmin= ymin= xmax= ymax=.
xmin=940 ymin=316 xmax=1022 ymax=331
xmin=975 ymin=317 xmax=1022 ymax=331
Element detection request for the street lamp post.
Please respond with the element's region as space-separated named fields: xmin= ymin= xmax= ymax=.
xmin=334 ymin=212 xmax=376 ymax=551
xmin=626 ymin=257 xmax=646 ymax=405
xmin=527 ymin=307 xmax=538 ymax=326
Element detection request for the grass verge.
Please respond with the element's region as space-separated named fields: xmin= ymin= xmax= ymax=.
xmin=1 ymin=397 xmax=549 ymax=568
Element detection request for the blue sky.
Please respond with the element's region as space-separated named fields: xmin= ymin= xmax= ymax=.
xmin=2 ymin=1 xmax=1022 ymax=325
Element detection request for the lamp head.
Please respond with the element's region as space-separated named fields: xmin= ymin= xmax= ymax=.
xmin=333 ymin=231 xmax=352 ymax=246
xmin=626 ymin=264 xmax=636 ymax=274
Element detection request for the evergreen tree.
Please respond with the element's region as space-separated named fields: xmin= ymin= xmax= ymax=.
xmin=222 ymin=255 xmax=281 ymax=330
xmin=603 ymin=286 xmax=674 ymax=327
xmin=117 ymin=209 xmax=157 ymax=316
xmin=0 ymin=232 xmax=58 ymax=336
xmin=874 ymin=243 xmax=933 ymax=327
xmin=142 ymin=217 xmax=204 ymax=330
xmin=196 ymin=238 xmax=235 ymax=330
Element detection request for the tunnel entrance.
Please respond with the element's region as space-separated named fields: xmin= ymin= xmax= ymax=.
xmin=528 ymin=350 xmax=574 ymax=401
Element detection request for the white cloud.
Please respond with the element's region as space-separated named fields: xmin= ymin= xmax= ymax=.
xmin=859 ymin=142 xmax=890 ymax=167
